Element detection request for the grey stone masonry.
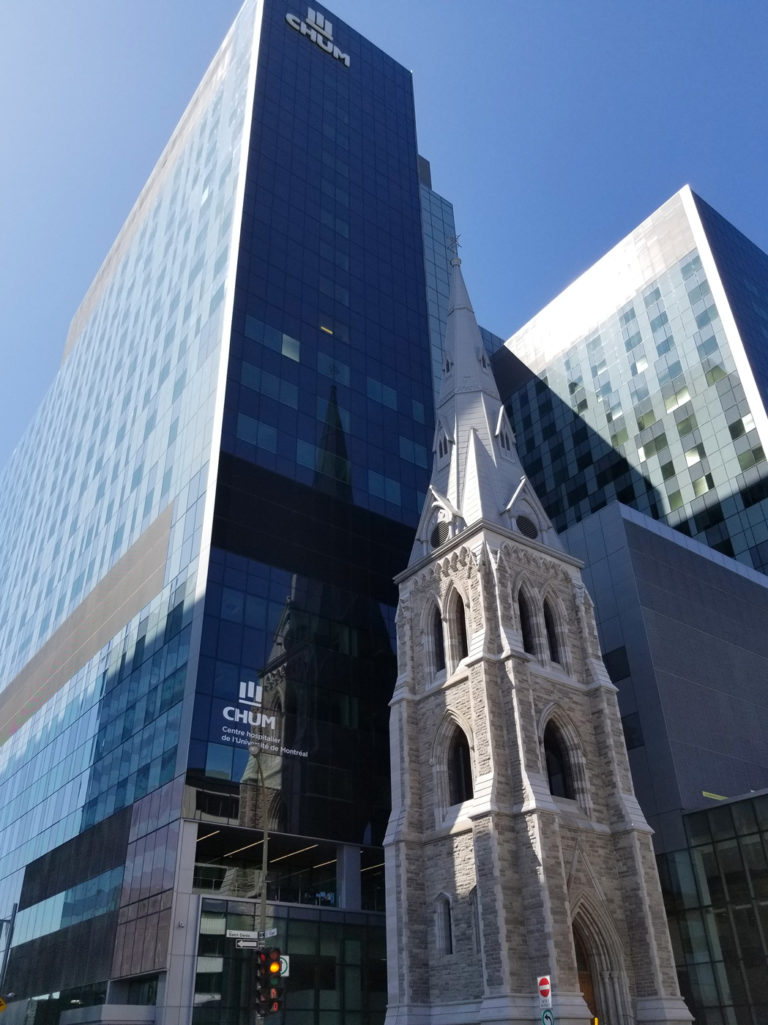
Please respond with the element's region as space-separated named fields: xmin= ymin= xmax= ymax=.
xmin=383 ymin=256 xmax=691 ymax=1025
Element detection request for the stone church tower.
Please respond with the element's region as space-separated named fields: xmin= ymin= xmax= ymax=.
xmin=383 ymin=254 xmax=691 ymax=1025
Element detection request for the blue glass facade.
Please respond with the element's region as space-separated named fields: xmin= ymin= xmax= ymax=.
xmin=500 ymin=187 xmax=768 ymax=574
xmin=419 ymin=169 xmax=456 ymax=397
xmin=223 ymin=0 xmax=431 ymax=522
xmin=189 ymin=0 xmax=432 ymax=842
xmin=0 ymin=3 xmax=433 ymax=1023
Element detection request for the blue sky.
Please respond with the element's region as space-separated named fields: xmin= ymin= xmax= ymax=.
xmin=1 ymin=0 xmax=767 ymax=462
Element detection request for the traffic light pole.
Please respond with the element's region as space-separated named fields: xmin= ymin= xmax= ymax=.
xmin=256 ymin=746 xmax=269 ymax=939
xmin=254 ymin=744 xmax=270 ymax=1025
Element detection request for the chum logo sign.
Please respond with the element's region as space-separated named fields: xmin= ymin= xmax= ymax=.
xmin=220 ymin=679 xmax=278 ymax=750
xmin=215 ymin=679 xmax=309 ymax=763
xmin=285 ymin=7 xmax=350 ymax=67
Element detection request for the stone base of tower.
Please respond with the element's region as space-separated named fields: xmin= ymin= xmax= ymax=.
xmin=385 ymin=991 xmax=693 ymax=1025
xmin=384 ymin=991 xmax=593 ymax=1025
xmin=636 ymin=995 xmax=693 ymax=1024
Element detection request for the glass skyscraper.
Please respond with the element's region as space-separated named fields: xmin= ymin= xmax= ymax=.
xmin=662 ymin=790 xmax=768 ymax=1025
xmin=0 ymin=3 xmax=435 ymax=1023
xmin=498 ymin=186 xmax=768 ymax=574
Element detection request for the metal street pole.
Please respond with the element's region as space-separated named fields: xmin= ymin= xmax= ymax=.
xmin=252 ymin=747 xmax=269 ymax=1025
xmin=256 ymin=747 xmax=269 ymax=939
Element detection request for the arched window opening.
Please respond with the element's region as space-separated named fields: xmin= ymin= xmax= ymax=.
xmin=432 ymin=605 xmax=445 ymax=673
xmin=544 ymin=600 xmax=561 ymax=664
xmin=436 ymin=896 xmax=453 ymax=955
xmin=437 ymin=429 xmax=450 ymax=461
xmin=544 ymin=721 xmax=574 ymax=799
xmin=518 ymin=589 xmax=535 ymax=655
xmin=447 ymin=728 xmax=473 ymax=805
xmin=447 ymin=590 xmax=469 ymax=667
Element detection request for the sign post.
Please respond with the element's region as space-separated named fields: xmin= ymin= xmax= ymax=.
xmin=537 ymin=975 xmax=554 ymax=1025
xmin=537 ymin=976 xmax=552 ymax=1007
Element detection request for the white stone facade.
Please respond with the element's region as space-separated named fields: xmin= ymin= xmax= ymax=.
xmin=384 ymin=257 xmax=691 ymax=1025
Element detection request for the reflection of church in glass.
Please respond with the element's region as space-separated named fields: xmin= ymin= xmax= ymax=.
xmin=222 ymin=386 xmax=396 ymax=899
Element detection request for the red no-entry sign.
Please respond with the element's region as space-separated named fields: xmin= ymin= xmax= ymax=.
xmin=538 ymin=976 xmax=552 ymax=1000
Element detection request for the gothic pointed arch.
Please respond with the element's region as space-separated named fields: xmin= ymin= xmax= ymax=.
xmin=541 ymin=589 xmax=568 ymax=669
xmin=544 ymin=719 xmax=573 ymax=798
xmin=434 ymin=892 xmax=454 ymax=956
xmin=515 ymin=578 xmax=539 ymax=657
xmin=445 ymin=585 xmax=470 ymax=670
xmin=570 ymin=891 xmax=632 ymax=1025
xmin=447 ymin=727 xmax=473 ymax=806
xmin=544 ymin=599 xmax=560 ymax=663
xmin=432 ymin=601 xmax=446 ymax=674
xmin=434 ymin=416 xmax=453 ymax=465
xmin=540 ymin=705 xmax=592 ymax=814
xmin=432 ymin=711 xmax=474 ymax=814
xmin=421 ymin=596 xmax=446 ymax=676
xmin=494 ymin=405 xmax=515 ymax=457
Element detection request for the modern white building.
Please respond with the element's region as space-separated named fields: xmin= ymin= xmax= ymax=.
xmin=500 ymin=186 xmax=768 ymax=573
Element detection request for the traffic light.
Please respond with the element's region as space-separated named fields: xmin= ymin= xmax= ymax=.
xmin=254 ymin=948 xmax=283 ymax=1015
xmin=266 ymin=948 xmax=283 ymax=1013
xmin=254 ymin=950 xmax=269 ymax=1015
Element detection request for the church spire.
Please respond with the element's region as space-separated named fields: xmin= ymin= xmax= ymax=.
xmin=386 ymin=245 xmax=692 ymax=1025
xmin=409 ymin=245 xmax=561 ymax=565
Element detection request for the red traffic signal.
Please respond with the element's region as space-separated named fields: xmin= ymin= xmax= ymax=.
xmin=267 ymin=949 xmax=283 ymax=1012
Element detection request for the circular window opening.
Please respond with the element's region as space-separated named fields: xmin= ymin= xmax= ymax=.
xmin=430 ymin=522 xmax=450 ymax=548
xmin=516 ymin=515 xmax=538 ymax=540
